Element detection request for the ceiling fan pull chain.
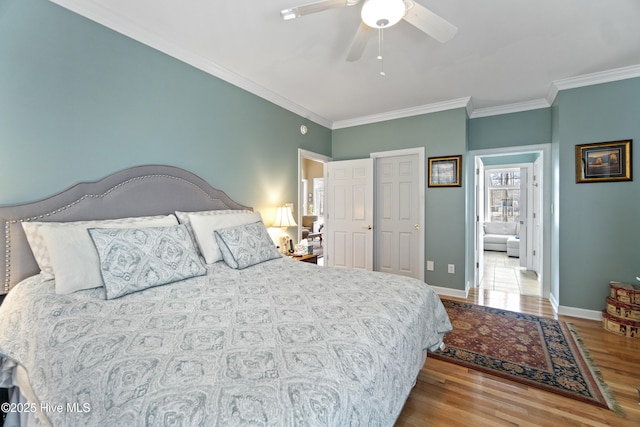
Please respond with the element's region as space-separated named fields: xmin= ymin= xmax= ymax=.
xmin=378 ymin=28 xmax=386 ymax=76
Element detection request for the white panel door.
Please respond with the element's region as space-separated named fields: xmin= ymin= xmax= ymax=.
xmin=532 ymin=157 xmax=542 ymax=275
xmin=519 ymin=167 xmax=528 ymax=269
xmin=475 ymin=157 xmax=485 ymax=286
xmin=326 ymin=159 xmax=374 ymax=270
xmin=375 ymin=154 xmax=422 ymax=280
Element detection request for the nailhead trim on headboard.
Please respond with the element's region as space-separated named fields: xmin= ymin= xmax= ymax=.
xmin=4 ymin=221 xmax=10 ymax=292
xmin=1 ymin=168 xmax=251 ymax=293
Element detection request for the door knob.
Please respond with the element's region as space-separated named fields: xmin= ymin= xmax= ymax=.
xmin=414 ymin=224 xmax=420 ymax=230
xmin=367 ymin=225 xmax=372 ymax=230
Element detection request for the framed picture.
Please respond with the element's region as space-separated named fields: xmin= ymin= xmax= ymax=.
xmin=575 ymin=140 xmax=632 ymax=183
xmin=428 ymin=155 xmax=462 ymax=187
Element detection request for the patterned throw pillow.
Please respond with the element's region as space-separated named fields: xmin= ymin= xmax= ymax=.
xmin=214 ymin=221 xmax=281 ymax=269
xmin=89 ymin=225 xmax=206 ymax=299
xmin=187 ymin=211 xmax=263 ymax=264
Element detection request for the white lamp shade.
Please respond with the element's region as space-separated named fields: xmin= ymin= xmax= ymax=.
xmin=272 ymin=206 xmax=297 ymax=228
xmin=361 ymin=0 xmax=406 ymax=29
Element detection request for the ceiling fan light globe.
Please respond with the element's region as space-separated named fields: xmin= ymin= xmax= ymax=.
xmin=280 ymin=8 xmax=297 ymax=20
xmin=361 ymin=0 xmax=406 ymax=28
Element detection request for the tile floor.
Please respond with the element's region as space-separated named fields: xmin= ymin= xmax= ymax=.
xmin=480 ymin=251 xmax=541 ymax=296
xmin=318 ymin=249 xmax=540 ymax=296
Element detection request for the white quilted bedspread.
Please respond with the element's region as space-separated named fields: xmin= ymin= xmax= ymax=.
xmin=0 ymin=257 xmax=451 ymax=427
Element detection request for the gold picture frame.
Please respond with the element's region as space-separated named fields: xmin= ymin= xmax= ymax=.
xmin=575 ymin=140 xmax=632 ymax=183
xmin=428 ymin=155 xmax=462 ymax=187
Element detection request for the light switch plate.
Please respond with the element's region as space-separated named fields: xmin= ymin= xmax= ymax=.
xmin=427 ymin=260 xmax=434 ymax=271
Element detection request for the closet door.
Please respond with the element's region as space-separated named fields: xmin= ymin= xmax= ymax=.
xmin=374 ymin=153 xmax=423 ymax=280
xmin=325 ymin=159 xmax=374 ymax=270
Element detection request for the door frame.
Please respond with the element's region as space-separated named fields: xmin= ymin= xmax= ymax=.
xmin=370 ymin=147 xmax=425 ymax=281
xmin=466 ymin=144 xmax=552 ymax=299
xmin=298 ymin=149 xmax=332 ymax=242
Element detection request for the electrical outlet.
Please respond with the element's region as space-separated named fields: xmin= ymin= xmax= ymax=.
xmin=427 ymin=261 xmax=434 ymax=271
xmin=447 ymin=264 xmax=455 ymax=274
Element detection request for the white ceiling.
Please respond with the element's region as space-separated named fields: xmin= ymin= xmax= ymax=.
xmin=50 ymin=0 xmax=640 ymax=129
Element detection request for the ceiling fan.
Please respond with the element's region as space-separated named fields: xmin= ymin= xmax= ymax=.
xmin=280 ymin=0 xmax=458 ymax=62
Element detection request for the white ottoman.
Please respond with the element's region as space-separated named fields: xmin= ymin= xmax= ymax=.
xmin=506 ymin=236 xmax=520 ymax=257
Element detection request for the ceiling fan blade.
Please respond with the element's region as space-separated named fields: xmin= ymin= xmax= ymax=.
xmin=402 ymin=1 xmax=458 ymax=43
xmin=346 ymin=22 xmax=373 ymax=62
xmin=281 ymin=0 xmax=358 ymax=20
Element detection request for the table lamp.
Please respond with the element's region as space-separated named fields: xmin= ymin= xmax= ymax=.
xmin=272 ymin=205 xmax=297 ymax=253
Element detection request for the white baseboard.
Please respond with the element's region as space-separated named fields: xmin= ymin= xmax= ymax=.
xmin=431 ymin=286 xmax=467 ymax=299
xmin=550 ymin=291 xmax=602 ymax=320
xmin=557 ymin=305 xmax=603 ymax=321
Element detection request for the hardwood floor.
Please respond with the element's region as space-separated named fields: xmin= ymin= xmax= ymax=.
xmin=396 ymin=288 xmax=640 ymax=426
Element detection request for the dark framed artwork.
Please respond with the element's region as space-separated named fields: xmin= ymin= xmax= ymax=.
xmin=575 ymin=140 xmax=632 ymax=183
xmin=428 ymin=155 xmax=462 ymax=187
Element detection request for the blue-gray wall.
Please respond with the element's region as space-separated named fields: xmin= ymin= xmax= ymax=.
xmin=469 ymin=108 xmax=552 ymax=150
xmin=481 ymin=153 xmax=539 ymax=166
xmin=332 ymin=109 xmax=468 ymax=290
xmin=554 ymin=79 xmax=640 ymax=311
xmin=0 ymin=0 xmax=331 ymax=222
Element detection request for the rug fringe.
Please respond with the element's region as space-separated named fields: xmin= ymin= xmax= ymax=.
xmin=566 ymin=322 xmax=625 ymax=417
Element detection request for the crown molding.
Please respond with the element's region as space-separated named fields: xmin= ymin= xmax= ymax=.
xmin=469 ymin=99 xmax=551 ymax=119
xmin=471 ymin=64 xmax=640 ymax=118
xmin=331 ymin=97 xmax=472 ymax=130
xmin=48 ymin=0 xmax=334 ymax=129
xmin=547 ymin=64 xmax=640 ymax=105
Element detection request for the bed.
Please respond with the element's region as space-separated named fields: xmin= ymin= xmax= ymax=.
xmin=0 ymin=165 xmax=452 ymax=427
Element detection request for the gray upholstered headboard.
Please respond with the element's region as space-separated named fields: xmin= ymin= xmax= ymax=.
xmin=0 ymin=165 xmax=251 ymax=293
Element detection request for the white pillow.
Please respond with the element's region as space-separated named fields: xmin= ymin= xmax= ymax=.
xmin=175 ymin=209 xmax=252 ymax=224
xmin=175 ymin=209 xmax=252 ymax=243
xmin=38 ymin=215 xmax=178 ymax=294
xmin=188 ymin=211 xmax=262 ymax=264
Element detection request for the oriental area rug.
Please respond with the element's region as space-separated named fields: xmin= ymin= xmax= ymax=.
xmin=430 ymin=299 xmax=622 ymax=414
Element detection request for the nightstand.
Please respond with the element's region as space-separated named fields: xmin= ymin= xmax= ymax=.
xmin=289 ymin=253 xmax=318 ymax=264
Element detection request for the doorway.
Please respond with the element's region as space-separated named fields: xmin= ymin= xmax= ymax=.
xmin=298 ymin=149 xmax=332 ymax=264
xmin=481 ymin=165 xmax=540 ymax=295
xmin=469 ymin=144 xmax=551 ymax=298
